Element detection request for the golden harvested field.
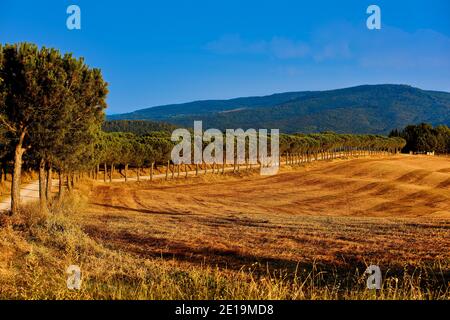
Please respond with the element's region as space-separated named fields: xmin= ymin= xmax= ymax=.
xmin=80 ymin=155 xmax=450 ymax=272
xmin=1 ymin=155 xmax=449 ymax=299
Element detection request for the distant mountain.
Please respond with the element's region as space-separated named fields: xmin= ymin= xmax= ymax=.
xmin=108 ymin=85 xmax=450 ymax=134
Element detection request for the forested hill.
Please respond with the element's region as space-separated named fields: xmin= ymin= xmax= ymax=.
xmin=108 ymin=85 xmax=450 ymax=134
xmin=102 ymin=120 xmax=177 ymax=135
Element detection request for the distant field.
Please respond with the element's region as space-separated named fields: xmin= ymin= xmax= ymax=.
xmin=80 ymin=155 xmax=450 ymax=271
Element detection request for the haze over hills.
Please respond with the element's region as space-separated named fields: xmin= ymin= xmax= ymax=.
xmin=108 ymin=85 xmax=450 ymax=134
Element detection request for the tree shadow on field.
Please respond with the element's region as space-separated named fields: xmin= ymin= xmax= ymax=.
xmin=91 ymin=202 xmax=191 ymax=216
xmin=82 ymin=224 xmax=450 ymax=291
xmin=83 ymin=224 xmax=319 ymax=275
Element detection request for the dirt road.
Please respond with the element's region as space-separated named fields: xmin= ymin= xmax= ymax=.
xmin=0 ymin=180 xmax=59 ymax=212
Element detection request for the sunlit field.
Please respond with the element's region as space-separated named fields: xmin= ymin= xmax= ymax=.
xmin=1 ymin=155 xmax=448 ymax=300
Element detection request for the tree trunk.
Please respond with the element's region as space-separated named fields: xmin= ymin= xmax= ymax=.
xmin=137 ymin=166 xmax=140 ymax=182
xmin=0 ymin=162 xmax=4 ymax=185
xmin=71 ymin=173 xmax=75 ymax=190
xmin=0 ymin=163 xmax=6 ymax=198
xmin=67 ymin=174 xmax=72 ymax=193
xmin=46 ymin=165 xmax=53 ymax=203
xmin=39 ymin=158 xmax=48 ymax=214
xmin=104 ymin=163 xmax=107 ymax=182
xmin=124 ymin=164 xmax=128 ymax=182
xmin=11 ymin=131 xmax=26 ymax=215
xmin=150 ymin=162 xmax=154 ymax=181
xmin=58 ymin=171 xmax=64 ymax=199
xmin=166 ymin=161 xmax=169 ymax=180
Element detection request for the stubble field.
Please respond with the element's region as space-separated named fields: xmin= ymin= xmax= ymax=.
xmin=1 ymin=155 xmax=449 ymax=299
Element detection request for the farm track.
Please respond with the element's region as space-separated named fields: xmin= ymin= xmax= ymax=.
xmin=0 ymin=180 xmax=59 ymax=212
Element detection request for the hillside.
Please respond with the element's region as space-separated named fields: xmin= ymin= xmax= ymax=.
xmin=102 ymin=120 xmax=178 ymax=135
xmin=108 ymin=85 xmax=450 ymax=134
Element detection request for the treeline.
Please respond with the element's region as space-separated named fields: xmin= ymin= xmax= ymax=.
xmin=102 ymin=120 xmax=407 ymax=157
xmin=389 ymin=123 xmax=450 ymax=154
xmin=280 ymin=132 xmax=405 ymax=157
xmin=97 ymin=131 xmax=173 ymax=182
xmin=102 ymin=120 xmax=178 ymax=136
xmin=0 ymin=43 xmax=108 ymax=215
xmin=96 ymin=129 xmax=405 ymax=180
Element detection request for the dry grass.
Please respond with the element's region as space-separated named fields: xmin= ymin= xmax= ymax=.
xmin=0 ymin=156 xmax=449 ymax=299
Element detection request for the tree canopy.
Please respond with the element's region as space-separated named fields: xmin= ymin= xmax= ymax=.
xmin=390 ymin=123 xmax=450 ymax=154
xmin=0 ymin=43 xmax=108 ymax=214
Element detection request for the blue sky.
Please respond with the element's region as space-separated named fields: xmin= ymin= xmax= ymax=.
xmin=1 ymin=0 xmax=449 ymax=114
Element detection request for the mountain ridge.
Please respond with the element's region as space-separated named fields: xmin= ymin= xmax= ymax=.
xmin=108 ymin=84 xmax=450 ymax=134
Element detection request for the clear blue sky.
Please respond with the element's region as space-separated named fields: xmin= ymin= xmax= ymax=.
xmin=1 ymin=0 xmax=449 ymax=114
